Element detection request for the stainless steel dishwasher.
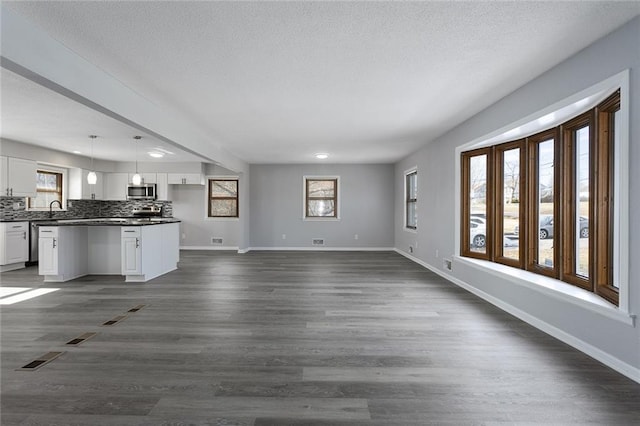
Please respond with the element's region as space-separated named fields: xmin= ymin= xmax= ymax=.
xmin=28 ymin=221 xmax=39 ymax=265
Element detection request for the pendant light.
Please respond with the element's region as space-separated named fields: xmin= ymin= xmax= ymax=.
xmin=87 ymin=135 xmax=98 ymax=184
xmin=132 ymin=135 xmax=142 ymax=185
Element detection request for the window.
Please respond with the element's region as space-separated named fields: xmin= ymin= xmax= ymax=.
xmin=405 ymin=170 xmax=417 ymax=230
xmin=305 ymin=178 xmax=338 ymax=218
xmin=28 ymin=170 xmax=63 ymax=209
xmin=207 ymin=179 xmax=238 ymax=218
xmin=461 ymin=90 xmax=619 ymax=305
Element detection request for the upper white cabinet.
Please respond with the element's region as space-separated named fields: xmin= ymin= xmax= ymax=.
xmin=104 ymin=173 xmax=129 ymax=200
xmin=0 ymin=156 xmax=37 ymax=197
xmin=128 ymin=173 xmax=157 ymax=184
xmin=68 ymin=168 xmax=104 ymax=200
xmin=167 ymin=173 xmax=204 ymax=185
xmin=156 ymin=173 xmax=168 ymax=200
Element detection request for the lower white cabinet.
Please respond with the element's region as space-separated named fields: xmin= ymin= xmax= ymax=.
xmin=38 ymin=223 xmax=179 ymax=282
xmin=121 ymin=227 xmax=142 ymax=275
xmin=0 ymin=222 xmax=29 ymax=271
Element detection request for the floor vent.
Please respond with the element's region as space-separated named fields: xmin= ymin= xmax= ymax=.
xmin=128 ymin=304 xmax=146 ymax=313
xmin=312 ymin=238 xmax=325 ymax=246
xmin=66 ymin=332 xmax=97 ymax=346
xmin=102 ymin=315 xmax=127 ymax=326
xmin=18 ymin=351 xmax=64 ymax=371
xmin=211 ymin=237 xmax=224 ymax=245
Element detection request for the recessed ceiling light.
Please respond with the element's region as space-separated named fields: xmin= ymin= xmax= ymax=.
xmin=148 ymin=151 xmax=164 ymax=158
xmin=72 ymin=150 xmax=81 ymax=154
xmin=315 ymin=153 xmax=329 ymax=159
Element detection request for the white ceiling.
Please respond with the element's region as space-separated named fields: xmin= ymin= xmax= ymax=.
xmin=2 ymin=1 xmax=639 ymax=165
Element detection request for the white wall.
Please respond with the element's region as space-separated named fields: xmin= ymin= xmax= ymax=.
xmin=394 ymin=17 xmax=640 ymax=380
xmin=250 ymin=164 xmax=394 ymax=249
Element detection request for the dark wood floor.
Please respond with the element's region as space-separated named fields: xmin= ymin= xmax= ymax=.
xmin=1 ymin=250 xmax=639 ymax=425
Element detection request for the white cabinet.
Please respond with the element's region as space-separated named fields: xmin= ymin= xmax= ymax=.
xmin=156 ymin=173 xmax=168 ymax=200
xmin=38 ymin=226 xmax=88 ymax=282
xmin=104 ymin=173 xmax=129 ymax=200
xmin=167 ymin=173 xmax=203 ymax=185
xmin=38 ymin=227 xmax=59 ymax=276
xmin=128 ymin=173 xmax=157 ymax=184
xmin=0 ymin=222 xmax=29 ymax=271
xmin=121 ymin=227 xmax=141 ymax=275
xmin=69 ymin=168 xmax=103 ymax=200
xmin=0 ymin=156 xmax=37 ymax=197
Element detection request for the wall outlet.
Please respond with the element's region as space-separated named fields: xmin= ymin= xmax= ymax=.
xmin=354 ymin=234 xmax=359 ymax=240
xmin=181 ymin=233 xmax=186 ymax=240
xmin=282 ymin=234 xmax=286 ymax=240
xmin=443 ymin=259 xmax=452 ymax=271
xmin=435 ymin=249 xmax=439 ymax=258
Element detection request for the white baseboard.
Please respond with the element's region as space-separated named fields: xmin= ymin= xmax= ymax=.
xmin=246 ymin=246 xmax=395 ymax=252
xmin=394 ymin=248 xmax=640 ymax=385
xmin=180 ymin=246 xmax=239 ymax=251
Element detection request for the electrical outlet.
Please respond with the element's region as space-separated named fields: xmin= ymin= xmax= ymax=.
xmin=435 ymin=249 xmax=439 ymax=258
xmin=282 ymin=234 xmax=286 ymax=240
xmin=443 ymin=259 xmax=452 ymax=271
xmin=354 ymin=234 xmax=358 ymax=240
xmin=181 ymin=233 xmax=186 ymax=240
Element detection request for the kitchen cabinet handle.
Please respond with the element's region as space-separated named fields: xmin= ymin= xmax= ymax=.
xmin=52 ymin=238 xmax=57 ymax=249
xmin=12 ymin=225 xmax=22 ymax=228
xmin=9 ymin=188 xmax=13 ymax=196
xmin=23 ymin=231 xmax=27 ymax=240
xmin=135 ymin=238 xmax=140 ymax=248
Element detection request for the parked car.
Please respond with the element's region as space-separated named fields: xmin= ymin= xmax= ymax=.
xmin=470 ymin=222 xmax=486 ymax=248
xmin=513 ymin=215 xmax=588 ymax=239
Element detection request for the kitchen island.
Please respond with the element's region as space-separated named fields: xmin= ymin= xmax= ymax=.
xmin=37 ymin=218 xmax=180 ymax=283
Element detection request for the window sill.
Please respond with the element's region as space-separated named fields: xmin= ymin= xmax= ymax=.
xmin=204 ymin=217 xmax=239 ymax=222
xmin=303 ymin=217 xmax=340 ymax=222
xmin=404 ymin=227 xmax=417 ymax=234
xmin=454 ymin=255 xmax=635 ymax=326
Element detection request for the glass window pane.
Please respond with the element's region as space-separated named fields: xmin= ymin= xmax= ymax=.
xmin=308 ymin=199 xmax=335 ymax=217
xmin=210 ymin=199 xmax=237 ymax=217
xmin=576 ymin=126 xmax=590 ymax=278
xmin=407 ymin=172 xmax=417 ymax=199
xmin=407 ymin=202 xmax=417 ymax=228
xmin=469 ymin=155 xmax=487 ymax=253
xmin=308 ymin=180 xmax=335 ymax=198
xmin=537 ymin=139 xmax=555 ymax=267
xmin=36 ymin=172 xmax=59 ymax=190
xmin=502 ymin=148 xmax=520 ymax=260
xmin=210 ymin=180 xmax=237 ymax=197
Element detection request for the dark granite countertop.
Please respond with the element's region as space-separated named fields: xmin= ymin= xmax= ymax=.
xmin=0 ymin=217 xmax=180 ymax=226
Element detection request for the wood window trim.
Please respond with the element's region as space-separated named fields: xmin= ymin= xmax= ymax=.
xmin=305 ymin=178 xmax=338 ymax=218
xmin=494 ymin=140 xmax=526 ymax=269
xmin=207 ymin=179 xmax=239 ymax=218
xmin=28 ymin=170 xmax=63 ymax=209
xmin=460 ymin=90 xmax=619 ymax=306
xmin=560 ymin=111 xmax=593 ymax=290
xmin=405 ymin=170 xmax=417 ymax=230
xmin=526 ymin=128 xmax=560 ymax=279
xmin=461 ymin=147 xmax=493 ymax=261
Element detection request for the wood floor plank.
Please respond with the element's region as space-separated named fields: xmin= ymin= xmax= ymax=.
xmin=2 ymin=250 xmax=639 ymax=424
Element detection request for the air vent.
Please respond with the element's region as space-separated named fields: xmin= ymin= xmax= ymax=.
xmin=312 ymin=238 xmax=325 ymax=246
xmin=128 ymin=304 xmax=146 ymax=313
xmin=211 ymin=237 xmax=224 ymax=245
xmin=66 ymin=332 xmax=97 ymax=346
xmin=102 ymin=315 xmax=127 ymax=326
xmin=18 ymin=351 xmax=64 ymax=371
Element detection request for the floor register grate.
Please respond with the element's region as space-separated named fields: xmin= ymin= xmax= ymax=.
xmin=65 ymin=332 xmax=97 ymax=346
xmin=17 ymin=351 xmax=65 ymax=371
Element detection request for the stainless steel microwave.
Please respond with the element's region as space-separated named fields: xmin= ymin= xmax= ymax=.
xmin=127 ymin=183 xmax=156 ymax=200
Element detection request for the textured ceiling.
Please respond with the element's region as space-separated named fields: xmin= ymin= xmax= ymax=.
xmin=3 ymin=1 xmax=639 ymax=164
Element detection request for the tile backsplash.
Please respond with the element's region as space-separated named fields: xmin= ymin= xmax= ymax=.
xmin=0 ymin=197 xmax=173 ymax=221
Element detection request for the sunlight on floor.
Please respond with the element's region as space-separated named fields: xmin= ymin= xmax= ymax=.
xmin=0 ymin=287 xmax=59 ymax=305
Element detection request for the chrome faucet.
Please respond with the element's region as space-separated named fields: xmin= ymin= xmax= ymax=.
xmin=49 ymin=200 xmax=63 ymax=218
